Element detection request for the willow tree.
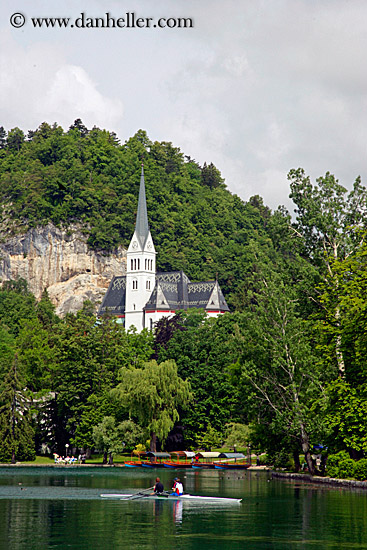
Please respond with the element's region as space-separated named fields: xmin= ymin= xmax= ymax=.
xmin=111 ymin=360 xmax=192 ymax=451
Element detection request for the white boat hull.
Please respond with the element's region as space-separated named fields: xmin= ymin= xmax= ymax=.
xmin=100 ymin=493 xmax=241 ymax=504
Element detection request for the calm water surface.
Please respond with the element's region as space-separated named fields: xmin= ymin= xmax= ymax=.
xmin=0 ymin=466 xmax=366 ymax=549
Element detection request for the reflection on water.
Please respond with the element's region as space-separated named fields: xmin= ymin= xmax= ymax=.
xmin=172 ymin=499 xmax=183 ymax=524
xmin=0 ymin=467 xmax=367 ymax=549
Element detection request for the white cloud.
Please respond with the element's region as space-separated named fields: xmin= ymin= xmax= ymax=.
xmin=41 ymin=65 xmax=123 ymax=130
xmin=1 ymin=0 xmax=367 ymax=210
xmin=0 ymin=31 xmax=123 ymax=132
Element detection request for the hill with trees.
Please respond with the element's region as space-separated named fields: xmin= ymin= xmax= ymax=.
xmin=0 ymin=120 xmax=274 ymax=311
xmin=1 ymin=120 xmax=367 ymax=475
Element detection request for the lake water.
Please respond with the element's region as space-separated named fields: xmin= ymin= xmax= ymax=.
xmin=0 ymin=466 xmax=367 ymax=549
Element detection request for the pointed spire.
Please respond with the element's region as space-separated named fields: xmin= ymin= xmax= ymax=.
xmin=135 ymin=164 xmax=150 ymax=247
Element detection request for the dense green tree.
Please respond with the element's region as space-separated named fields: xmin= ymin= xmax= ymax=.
xmin=0 ymin=354 xmax=35 ymax=462
xmin=0 ymin=125 xmax=273 ymax=309
xmin=92 ymin=416 xmax=125 ymax=464
xmin=111 ymin=359 xmax=192 ymax=451
xmin=155 ymin=310 xmax=244 ymax=446
xmin=0 ymin=126 xmax=6 ymax=148
xmin=6 ymin=127 xmax=25 ymax=151
xmin=51 ymin=307 xmax=153 ymax=451
xmin=201 ymin=162 xmax=225 ymax=189
xmin=0 ymin=280 xmax=38 ymax=337
xmin=229 ymin=245 xmax=333 ymax=474
xmin=289 ymin=168 xmax=367 ymax=375
xmin=316 ymin=240 xmax=367 ymax=457
xmin=223 ymin=423 xmax=251 ymax=450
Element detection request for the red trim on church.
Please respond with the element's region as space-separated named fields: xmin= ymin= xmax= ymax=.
xmin=145 ymin=310 xmax=177 ymax=314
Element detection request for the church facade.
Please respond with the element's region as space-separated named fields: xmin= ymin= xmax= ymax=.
xmin=98 ymin=166 xmax=229 ymax=331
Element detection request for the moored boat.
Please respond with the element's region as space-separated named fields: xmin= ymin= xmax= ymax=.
xmin=213 ymin=452 xmax=250 ymax=470
xmin=163 ymin=451 xmax=195 ymax=468
xmin=141 ymin=451 xmax=171 ymax=468
xmin=123 ymin=451 xmax=145 ymax=467
xmin=191 ymin=451 xmax=221 ymax=469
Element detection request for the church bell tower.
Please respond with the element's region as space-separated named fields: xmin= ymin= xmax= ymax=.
xmin=125 ymin=165 xmax=156 ymax=331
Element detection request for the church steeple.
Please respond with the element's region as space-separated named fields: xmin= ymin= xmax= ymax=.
xmin=125 ymin=165 xmax=156 ymax=332
xmin=135 ymin=164 xmax=150 ymax=248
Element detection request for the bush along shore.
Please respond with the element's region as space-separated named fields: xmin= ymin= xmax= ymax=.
xmin=272 ymin=451 xmax=367 ymax=488
xmin=272 ymin=472 xmax=367 ymax=490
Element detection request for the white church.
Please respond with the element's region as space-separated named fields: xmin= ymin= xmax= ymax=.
xmin=98 ymin=166 xmax=229 ymax=331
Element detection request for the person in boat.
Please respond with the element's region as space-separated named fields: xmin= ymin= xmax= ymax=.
xmin=172 ymin=477 xmax=184 ymax=495
xmin=153 ymin=477 xmax=164 ymax=494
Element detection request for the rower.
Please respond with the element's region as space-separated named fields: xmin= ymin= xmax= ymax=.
xmin=172 ymin=477 xmax=184 ymax=495
xmin=153 ymin=477 xmax=164 ymax=494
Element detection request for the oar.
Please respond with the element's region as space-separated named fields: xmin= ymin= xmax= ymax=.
xmin=125 ymin=487 xmax=155 ymax=500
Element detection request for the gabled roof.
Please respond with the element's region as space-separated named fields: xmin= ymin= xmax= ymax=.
xmin=144 ymin=271 xmax=189 ymax=311
xmin=187 ymin=280 xmax=229 ymax=311
xmin=98 ymin=276 xmax=126 ymax=316
xmin=145 ymin=452 xmax=171 ymax=458
xmin=144 ymin=271 xmax=230 ymax=313
xmin=218 ymin=452 xmax=246 ymax=459
xmin=195 ymin=452 xmax=221 ymax=459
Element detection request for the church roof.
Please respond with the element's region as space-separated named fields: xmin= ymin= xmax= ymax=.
xmin=135 ymin=165 xmax=150 ymax=248
xmin=144 ymin=271 xmax=230 ymax=313
xmin=98 ymin=276 xmax=126 ymax=316
xmin=98 ymin=271 xmax=229 ymax=318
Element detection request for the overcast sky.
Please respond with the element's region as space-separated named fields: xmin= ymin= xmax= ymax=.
xmin=1 ymin=0 xmax=367 ymax=211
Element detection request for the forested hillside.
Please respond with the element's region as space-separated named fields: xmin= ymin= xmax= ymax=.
xmin=0 ymin=120 xmax=273 ymax=310
xmin=1 ymin=120 xmax=367 ymax=478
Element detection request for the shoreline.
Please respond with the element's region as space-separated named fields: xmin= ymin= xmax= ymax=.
xmin=272 ymin=471 xmax=367 ymax=490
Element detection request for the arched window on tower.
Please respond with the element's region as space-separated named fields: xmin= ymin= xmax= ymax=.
xmin=138 ymin=259 xmax=140 ymax=270
xmin=131 ymin=259 xmax=134 ymax=270
xmin=145 ymin=259 xmax=147 ymax=270
xmin=146 ymin=280 xmax=151 ymax=290
xmin=132 ymin=279 xmax=138 ymax=290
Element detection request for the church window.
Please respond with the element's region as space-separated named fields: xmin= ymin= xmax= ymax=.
xmin=133 ymin=304 xmax=136 ymax=310
xmin=145 ymin=259 xmax=147 ymax=270
xmin=150 ymin=318 xmax=153 ymax=331
xmin=132 ymin=279 xmax=138 ymax=290
xmin=131 ymin=259 xmax=134 ymax=270
xmin=146 ymin=280 xmax=151 ymax=290
xmin=138 ymin=259 xmax=140 ymax=270
xmin=134 ymin=259 xmax=136 ymax=270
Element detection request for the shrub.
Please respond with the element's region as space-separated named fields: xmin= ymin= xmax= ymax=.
xmin=258 ymin=454 xmax=269 ymax=466
xmin=272 ymin=449 xmax=291 ymax=469
xmin=338 ymin=459 xmax=356 ymax=479
xmin=354 ymin=459 xmax=367 ymax=481
xmin=326 ymin=451 xmax=349 ymax=478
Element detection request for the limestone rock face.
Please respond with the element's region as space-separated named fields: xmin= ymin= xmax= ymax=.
xmin=0 ymin=224 xmax=126 ymax=316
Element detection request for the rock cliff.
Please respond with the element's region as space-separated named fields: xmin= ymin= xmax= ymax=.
xmin=0 ymin=224 xmax=126 ymax=316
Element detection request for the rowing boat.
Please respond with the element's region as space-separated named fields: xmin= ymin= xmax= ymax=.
xmin=100 ymin=492 xmax=242 ymax=504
